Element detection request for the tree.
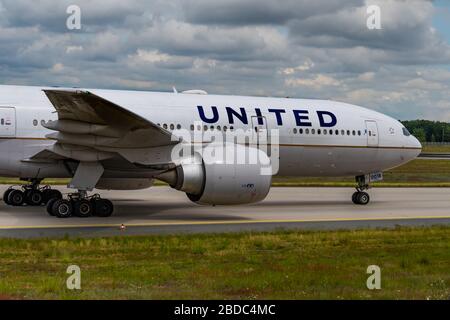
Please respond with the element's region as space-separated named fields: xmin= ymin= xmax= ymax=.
xmin=411 ymin=128 xmax=426 ymax=142
xmin=401 ymin=120 xmax=450 ymax=143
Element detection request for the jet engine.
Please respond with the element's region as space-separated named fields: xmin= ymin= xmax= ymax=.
xmin=157 ymin=144 xmax=272 ymax=205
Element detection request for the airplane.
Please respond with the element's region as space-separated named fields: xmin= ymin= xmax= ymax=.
xmin=0 ymin=85 xmax=422 ymax=218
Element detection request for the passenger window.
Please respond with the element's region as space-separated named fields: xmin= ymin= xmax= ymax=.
xmin=352 ymin=130 xmax=356 ymax=136
xmin=217 ymin=126 xmax=221 ymax=131
xmin=358 ymin=130 xmax=361 ymax=136
xmin=305 ymin=128 xmax=310 ymax=134
xmin=347 ymin=130 xmax=350 ymax=136
xmin=204 ymin=125 xmax=208 ymax=131
xmin=341 ymin=130 xmax=345 ymax=135
xmin=190 ymin=124 xmax=194 ymax=131
xmin=323 ymin=129 xmax=327 ymax=135
xmin=318 ymin=129 xmax=321 ymax=135
xmin=197 ymin=125 xmax=201 ymax=131
xmin=293 ymin=128 xmax=297 ymax=134
xmin=311 ymin=129 xmax=315 ymax=134
xmin=299 ymin=128 xmax=303 ymax=134
xmin=177 ymin=124 xmax=181 ymax=130
xmin=163 ymin=124 xmax=168 ymax=129
xmin=33 ymin=119 xmax=38 ymax=126
xmin=223 ymin=126 xmax=228 ymax=132
xmin=0 ymin=119 xmax=4 ymax=125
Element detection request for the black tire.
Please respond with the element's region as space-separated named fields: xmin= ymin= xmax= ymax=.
xmin=352 ymin=192 xmax=359 ymax=204
xmin=42 ymin=189 xmax=62 ymax=205
xmin=73 ymin=199 xmax=94 ymax=218
xmin=8 ymin=190 xmax=24 ymax=206
xmin=93 ymin=199 xmax=114 ymax=217
xmin=357 ymin=192 xmax=370 ymax=205
xmin=24 ymin=190 xmax=43 ymax=206
xmin=52 ymin=199 xmax=73 ymax=218
xmin=3 ymin=189 xmax=13 ymax=205
xmin=46 ymin=198 xmax=58 ymax=216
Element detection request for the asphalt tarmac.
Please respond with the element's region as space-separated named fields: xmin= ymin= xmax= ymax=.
xmin=0 ymin=186 xmax=449 ymax=238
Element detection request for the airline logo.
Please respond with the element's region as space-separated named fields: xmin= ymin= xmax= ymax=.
xmin=197 ymin=106 xmax=337 ymax=127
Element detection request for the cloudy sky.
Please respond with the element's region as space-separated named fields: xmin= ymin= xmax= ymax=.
xmin=0 ymin=0 xmax=449 ymax=120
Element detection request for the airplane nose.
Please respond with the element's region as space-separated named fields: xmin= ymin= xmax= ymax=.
xmin=411 ymin=135 xmax=422 ymax=149
xmin=410 ymin=135 xmax=422 ymax=158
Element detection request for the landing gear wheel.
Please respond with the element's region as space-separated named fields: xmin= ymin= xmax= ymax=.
xmin=42 ymin=189 xmax=62 ymax=205
xmin=352 ymin=192 xmax=359 ymax=204
xmin=46 ymin=198 xmax=59 ymax=216
xmin=3 ymin=189 xmax=13 ymax=205
xmin=8 ymin=190 xmax=24 ymax=206
xmin=73 ymin=199 xmax=93 ymax=218
xmin=93 ymin=199 xmax=114 ymax=217
xmin=24 ymin=189 xmax=43 ymax=206
xmin=52 ymin=199 xmax=73 ymax=218
xmin=356 ymin=192 xmax=370 ymax=205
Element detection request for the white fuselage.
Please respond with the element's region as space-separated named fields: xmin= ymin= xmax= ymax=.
xmin=0 ymin=85 xmax=421 ymax=180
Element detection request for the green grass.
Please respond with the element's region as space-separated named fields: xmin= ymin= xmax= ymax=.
xmin=0 ymin=227 xmax=449 ymax=300
xmin=422 ymin=144 xmax=450 ymax=153
xmin=274 ymin=159 xmax=450 ymax=187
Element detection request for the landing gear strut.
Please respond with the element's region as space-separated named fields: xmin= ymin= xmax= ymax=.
xmin=352 ymin=175 xmax=370 ymax=205
xmin=47 ymin=191 xmax=113 ymax=218
xmin=2 ymin=180 xmax=62 ymax=207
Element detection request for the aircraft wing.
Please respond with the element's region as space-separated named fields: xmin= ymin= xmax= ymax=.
xmin=43 ymin=89 xmax=176 ymax=148
xmin=28 ymin=89 xmax=179 ymax=165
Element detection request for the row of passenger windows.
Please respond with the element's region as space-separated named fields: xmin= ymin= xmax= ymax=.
xmin=32 ymin=119 xmax=366 ymax=138
xmin=158 ymin=123 xmax=236 ymax=132
xmin=32 ymin=119 xmax=49 ymax=126
xmin=158 ymin=123 xmax=366 ymax=137
xmin=293 ymin=128 xmax=363 ymax=136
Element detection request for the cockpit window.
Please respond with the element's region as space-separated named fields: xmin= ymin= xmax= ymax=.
xmin=402 ymin=127 xmax=411 ymax=136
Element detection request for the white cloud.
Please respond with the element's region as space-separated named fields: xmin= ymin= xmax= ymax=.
xmin=51 ymin=63 xmax=64 ymax=72
xmin=285 ymin=74 xmax=341 ymax=89
xmin=281 ymin=59 xmax=315 ymax=75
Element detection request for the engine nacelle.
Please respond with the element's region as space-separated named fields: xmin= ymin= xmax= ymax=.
xmin=157 ymin=144 xmax=272 ymax=205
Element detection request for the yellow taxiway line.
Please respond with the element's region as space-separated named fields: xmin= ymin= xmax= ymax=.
xmin=0 ymin=215 xmax=449 ymax=230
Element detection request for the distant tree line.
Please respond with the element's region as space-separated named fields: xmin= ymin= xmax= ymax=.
xmin=401 ymin=120 xmax=450 ymax=143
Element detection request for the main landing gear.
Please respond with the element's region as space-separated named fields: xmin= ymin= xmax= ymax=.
xmin=3 ymin=181 xmax=62 ymax=207
xmin=46 ymin=191 xmax=114 ymax=218
xmin=352 ymin=175 xmax=370 ymax=205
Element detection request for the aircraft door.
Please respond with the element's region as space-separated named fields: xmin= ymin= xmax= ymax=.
xmin=0 ymin=107 xmax=16 ymax=137
xmin=251 ymin=115 xmax=268 ymax=148
xmin=365 ymin=120 xmax=379 ymax=147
